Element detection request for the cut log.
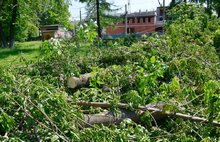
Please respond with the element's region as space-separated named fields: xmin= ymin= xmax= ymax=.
xmin=82 ymin=102 xmax=167 ymax=127
xmin=83 ymin=109 xmax=144 ymax=127
xmin=68 ymin=101 xmax=220 ymax=127
xmin=67 ymin=72 xmax=105 ymax=88
xmin=68 ymin=73 xmax=94 ymax=88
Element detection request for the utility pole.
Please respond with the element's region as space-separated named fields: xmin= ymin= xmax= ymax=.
xmin=162 ymin=0 xmax=165 ymax=34
xmin=80 ymin=8 xmax=82 ymax=25
xmin=125 ymin=4 xmax=127 ymax=35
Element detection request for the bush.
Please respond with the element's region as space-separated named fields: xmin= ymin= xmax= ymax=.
xmin=106 ymin=35 xmax=113 ymax=40
xmin=214 ymin=30 xmax=220 ymax=53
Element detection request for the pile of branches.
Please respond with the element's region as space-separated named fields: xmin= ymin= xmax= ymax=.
xmin=0 ymin=4 xmax=220 ymax=141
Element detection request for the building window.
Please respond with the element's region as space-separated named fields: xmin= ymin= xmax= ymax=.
xmin=148 ymin=17 xmax=151 ymax=23
xmin=160 ymin=10 xmax=163 ymax=16
xmin=127 ymin=19 xmax=129 ymax=23
xmin=155 ymin=27 xmax=162 ymax=32
xmin=127 ymin=28 xmax=135 ymax=34
xmin=138 ymin=18 xmax=140 ymax=23
xmin=132 ymin=18 xmax=135 ymax=23
xmin=159 ymin=17 xmax=163 ymax=21
xmin=143 ymin=18 xmax=145 ymax=23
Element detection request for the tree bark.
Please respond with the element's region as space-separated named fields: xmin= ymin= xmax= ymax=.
xmin=0 ymin=23 xmax=9 ymax=48
xmin=9 ymin=0 xmax=18 ymax=49
xmin=206 ymin=0 xmax=212 ymax=16
xmin=83 ymin=109 xmax=144 ymax=127
xmin=0 ymin=0 xmax=9 ymax=48
xmin=72 ymin=101 xmax=220 ymax=127
xmin=96 ymin=0 xmax=102 ymax=38
xmin=218 ymin=2 xmax=220 ymax=18
xmin=170 ymin=0 xmax=175 ymax=8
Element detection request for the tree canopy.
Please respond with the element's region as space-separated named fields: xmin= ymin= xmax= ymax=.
xmin=79 ymin=0 xmax=121 ymax=38
xmin=170 ymin=0 xmax=220 ymax=17
xmin=85 ymin=0 xmax=121 ymax=28
xmin=0 ymin=0 xmax=71 ymax=48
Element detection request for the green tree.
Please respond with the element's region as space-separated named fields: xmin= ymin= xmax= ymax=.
xmin=0 ymin=0 xmax=40 ymax=48
xmin=169 ymin=0 xmax=188 ymax=8
xmin=0 ymin=0 xmax=71 ymax=48
xmin=37 ymin=0 xmax=72 ymax=27
xmin=189 ymin=0 xmax=220 ymax=17
xmin=85 ymin=0 xmax=120 ymax=29
xmin=79 ymin=0 xmax=120 ymax=38
xmin=169 ymin=0 xmax=220 ymax=18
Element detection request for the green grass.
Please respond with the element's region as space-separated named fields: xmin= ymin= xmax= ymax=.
xmin=0 ymin=41 xmax=42 ymax=66
xmin=0 ymin=41 xmax=92 ymax=67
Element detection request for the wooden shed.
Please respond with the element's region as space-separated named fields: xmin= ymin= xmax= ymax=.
xmin=40 ymin=25 xmax=71 ymax=41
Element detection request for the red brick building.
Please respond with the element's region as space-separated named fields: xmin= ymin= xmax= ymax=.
xmin=106 ymin=7 xmax=167 ymax=34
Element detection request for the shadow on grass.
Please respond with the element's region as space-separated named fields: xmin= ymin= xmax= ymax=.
xmin=0 ymin=47 xmax=37 ymax=59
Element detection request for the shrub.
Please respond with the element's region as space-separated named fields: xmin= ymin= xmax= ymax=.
xmin=106 ymin=35 xmax=113 ymax=40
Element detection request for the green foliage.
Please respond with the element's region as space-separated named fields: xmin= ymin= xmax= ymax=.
xmin=214 ymin=29 xmax=220 ymax=54
xmin=39 ymin=38 xmax=62 ymax=56
xmin=37 ymin=0 xmax=72 ymax=28
xmin=94 ymin=34 xmax=139 ymax=48
xmin=84 ymin=0 xmax=122 ymax=28
xmin=76 ymin=20 xmax=98 ymax=43
xmin=0 ymin=0 xmax=71 ymax=47
xmin=123 ymin=34 xmax=138 ymax=47
xmin=0 ymin=2 xmax=220 ymax=141
xmin=106 ymin=35 xmax=113 ymax=40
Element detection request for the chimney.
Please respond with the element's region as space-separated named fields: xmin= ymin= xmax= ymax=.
xmin=139 ymin=9 xmax=141 ymax=13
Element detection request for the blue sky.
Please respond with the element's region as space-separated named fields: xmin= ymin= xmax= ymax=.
xmin=69 ymin=0 xmax=172 ymax=20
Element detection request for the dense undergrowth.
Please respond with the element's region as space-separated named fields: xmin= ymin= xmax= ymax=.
xmin=0 ymin=3 xmax=220 ymax=141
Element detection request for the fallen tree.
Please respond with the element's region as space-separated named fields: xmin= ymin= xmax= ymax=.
xmin=67 ymin=100 xmax=220 ymax=127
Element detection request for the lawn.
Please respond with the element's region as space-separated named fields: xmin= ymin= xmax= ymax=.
xmin=0 ymin=41 xmax=42 ymax=66
xmin=0 ymin=41 xmax=91 ymax=67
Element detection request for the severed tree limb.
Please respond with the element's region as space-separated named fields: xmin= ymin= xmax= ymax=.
xmin=68 ymin=73 xmax=94 ymax=89
xmin=68 ymin=101 xmax=220 ymax=127
xmin=67 ymin=67 xmax=140 ymax=89
xmin=83 ymin=109 xmax=144 ymax=127
xmin=67 ymin=71 xmax=105 ymax=89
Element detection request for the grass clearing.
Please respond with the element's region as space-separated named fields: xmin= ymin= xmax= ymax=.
xmin=0 ymin=41 xmax=91 ymax=67
xmin=0 ymin=41 xmax=42 ymax=66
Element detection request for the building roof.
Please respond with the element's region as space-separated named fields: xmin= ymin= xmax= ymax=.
xmin=41 ymin=30 xmax=58 ymax=32
xmin=40 ymin=25 xmax=63 ymax=28
xmin=108 ymin=10 xmax=156 ymax=18
xmin=127 ymin=11 xmax=156 ymax=18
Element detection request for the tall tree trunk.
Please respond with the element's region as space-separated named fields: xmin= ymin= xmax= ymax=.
xmin=96 ymin=0 xmax=101 ymax=38
xmin=218 ymin=2 xmax=220 ymax=18
xmin=0 ymin=23 xmax=9 ymax=48
xmin=9 ymin=0 xmax=18 ymax=49
xmin=206 ymin=0 xmax=212 ymax=16
xmin=0 ymin=0 xmax=9 ymax=48
xmin=170 ymin=0 xmax=175 ymax=9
